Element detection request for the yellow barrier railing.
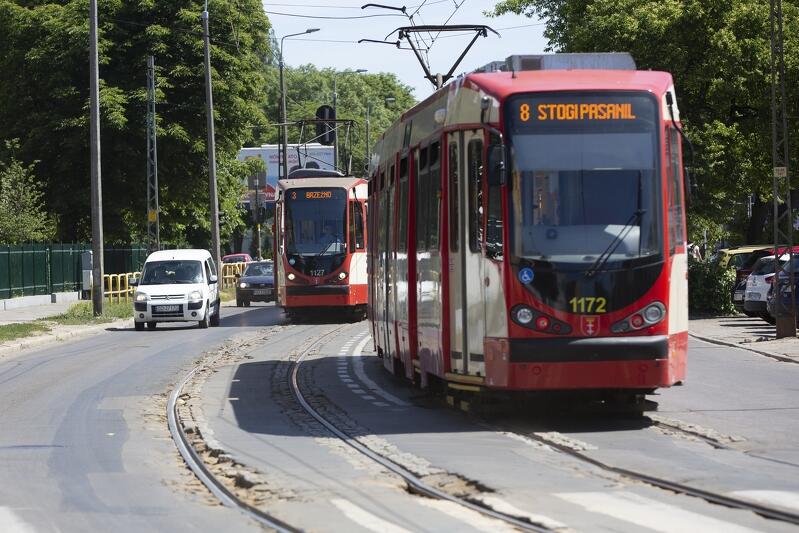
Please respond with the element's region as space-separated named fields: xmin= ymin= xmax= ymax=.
xmin=103 ymin=272 xmax=141 ymax=303
xmin=221 ymin=263 xmax=246 ymax=289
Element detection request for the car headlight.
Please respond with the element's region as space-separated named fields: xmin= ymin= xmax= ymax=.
xmin=287 ymin=273 xmax=295 ymax=281
xmin=239 ymin=282 xmax=248 ymax=288
xmin=188 ymin=290 xmax=202 ymax=301
xmin=134 ymin=292 xmax=148 ymax=302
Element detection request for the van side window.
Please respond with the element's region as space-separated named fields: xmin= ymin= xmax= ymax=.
xmin=204 ymin=261 xmax=212 ymax=283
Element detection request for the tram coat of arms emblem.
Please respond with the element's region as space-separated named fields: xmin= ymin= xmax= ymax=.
xmin=580 ymin=316 xmax=600 ymax=337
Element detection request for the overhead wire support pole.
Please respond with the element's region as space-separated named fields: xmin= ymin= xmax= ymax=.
xmin=89 ymin=0 xmax=104 ymax=316
xmin=770 ymin=0 xmax=796 ymax=338
xmin=202 ymin=2 xmax=222 ymax=275
xmin=146 ymin=55 xmax=160 ymax=252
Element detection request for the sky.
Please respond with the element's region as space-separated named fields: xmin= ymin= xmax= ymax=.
xmin=262 ymin=0 xmax=549 ymax=99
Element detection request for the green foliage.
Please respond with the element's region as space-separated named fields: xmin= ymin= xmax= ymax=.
xmin=688 ymin=257 xmax=737 ymax=315
xmin=489 ymin=0 xmax=799 ymax=245
xmin=0 ymin=321 xmax=50 ymax=343
xmin=0 ymin=0 xmax=271 ymax=246
xmin=0 ymin=139 xmax=56 ymax=243
xmin=45 ymin=300 xmax=132 ymax=324
xmin=254 ymin=64 xmax=416 ymax=176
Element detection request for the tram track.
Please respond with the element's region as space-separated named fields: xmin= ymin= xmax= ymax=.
xmin=506 ymin=424 xmax=799 ymax=527
xmin=289 ymin=334 xmax=556 ymax=533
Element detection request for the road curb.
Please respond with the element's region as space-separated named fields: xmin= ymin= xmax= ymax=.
xmin=689 ymin=332 xmax=799 ymax=365
xmin=0 ymin=318 xmax=133 ymax=359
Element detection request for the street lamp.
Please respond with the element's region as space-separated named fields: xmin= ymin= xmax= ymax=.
xmin=332 ymin=68 xmax=367 ymax=172
xmin=279 ymin=28 xmax=320 ymax=181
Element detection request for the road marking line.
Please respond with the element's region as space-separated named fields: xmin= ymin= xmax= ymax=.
xmin=351 ymin=336 xmax=410 ymax=407
xmin=361 ymin=395 xmax=376 ymax=400
xmin=374 ymin=402 xmax=390 ymax=407
xmin=414 ymin=498 xmax=518 ymax=532
xmin=330 ymin=498 xmax=412 ymax=533
xmin=0 ymin=508 xmax=34 ymax=533
xmin=341 ymin=378 xmax=353 ymax=383
xmin=346 ymin=384 xmax=359 ymax=388
xmin=555 ymin=491 xmax=760 ymax=533
xmin=352 ymin=388 xmax=365 ymax=394
xmin=474 ymin=495 xmax=568 ymax=531
xmin=729 ymin=490 xmax=799 ymax=513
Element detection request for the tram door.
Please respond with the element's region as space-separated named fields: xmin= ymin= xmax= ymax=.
xmin=449 ymin=131 xmax=486 ymax=375
xmin=384 ymin=164 xmax=396 ymax=362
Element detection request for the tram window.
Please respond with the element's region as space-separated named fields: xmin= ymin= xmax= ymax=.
xmin=428 ymin=142 xmax=441 ymax=251
xmin=398 ymin=157 xmax=409 ymax=253
xmin=416 ymin=147 xmax=429 ymax=251
xmin=468 ymin=138 xmax=484 ymax=253
xmin=349 ymin=201 xmax=365 ymax=250
xmin=449 ymin=142 xmax=459 ymax=252
xmin=486 ymin=133 xmax=504 ymax=259
xmin=668 ymin=128 xmax=685 ymax=252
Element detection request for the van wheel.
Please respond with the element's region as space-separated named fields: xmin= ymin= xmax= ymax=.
xmin=198 ymin=305 xmax=210 ymax=329
xmin=210 ymin=303 xmax=220 ymax=327
xmin=147 ymin=322 xmax=157 ymax=330
xmin=134 ymin=321 xmax=144 ymax=331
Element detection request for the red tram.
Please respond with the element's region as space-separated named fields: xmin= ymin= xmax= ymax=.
xmin=275 ymin=169 xmax=368 ymax=319
xmin=368 ymin=54 xmax=688 ymax=400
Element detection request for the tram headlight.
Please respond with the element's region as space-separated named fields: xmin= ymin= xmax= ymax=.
xmin=287 ymin=273 xmax=296 ymax=281
xmin=515 ymin=307 xmax=534 ymax=325
xmin=643 ymin=303 xmax=665 ymax=323
xmin=338 ymin=272 xmax=347 ymax=280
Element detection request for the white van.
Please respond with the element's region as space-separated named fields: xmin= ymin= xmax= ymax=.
xmin=131 ymin=249 xmax=221 ymax=330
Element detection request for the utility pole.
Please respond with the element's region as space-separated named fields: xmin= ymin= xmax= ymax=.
xmin=333 ymin=76 xmax=338 ymax=171
xmin=770 ymin=0 xmax=796 ymax=338
xmin=146 ymin=55 xmax=160 ymax=252
xmin=89 ymin=0 xmax=104 ymax=316
xmin=253 ymin=176 xmax=262 ymax=259
xmin=202 ymin=2 xmax=222 ymax=275
xmin=365 ymin=101 xmax=372 ymax=175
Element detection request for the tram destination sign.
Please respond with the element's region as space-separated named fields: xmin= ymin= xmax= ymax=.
xmin=508 ymin=92 xmax=656 ymax=131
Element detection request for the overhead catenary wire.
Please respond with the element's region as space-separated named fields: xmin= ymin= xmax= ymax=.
xmin=264 ymin=10 xmax=404 ymax=19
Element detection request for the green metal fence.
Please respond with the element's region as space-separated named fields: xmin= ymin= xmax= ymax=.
xmin=0 ymin=243 xmax=148 ymax=299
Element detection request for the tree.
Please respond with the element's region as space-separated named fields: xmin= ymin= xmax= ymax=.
xmin=0 ymin=140 xmax=56 ymax=243
xmin=0 ymin=0 xmax=271 ymax=246
xmin=253 ymin=64 xmax=417 ymax=176
xmin=488 ymin=0 xmax=799 ymax=245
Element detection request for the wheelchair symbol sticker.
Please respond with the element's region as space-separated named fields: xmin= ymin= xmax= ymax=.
xmin=519 ymin=267 xmax=534 ymax=284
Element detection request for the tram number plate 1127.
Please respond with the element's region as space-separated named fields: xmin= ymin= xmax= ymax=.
xmin=569 ymin=297 xmax=607 ymax=314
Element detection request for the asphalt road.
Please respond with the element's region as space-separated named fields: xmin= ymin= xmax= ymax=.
xmin=0 ymin=303 xmax=281 ymax=533
xmin=3 ymin=303 xmax=799 ymax=533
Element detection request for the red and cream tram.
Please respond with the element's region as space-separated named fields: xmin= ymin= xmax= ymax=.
xmin=275 ymin=169 xmax=368 ymax=319
xmin=368 ymin=54 xmax=688 ymax=400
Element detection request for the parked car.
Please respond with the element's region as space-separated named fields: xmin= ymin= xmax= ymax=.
xmin=222 ymin=253 xmax=253 ymax=264
xmin=743 ymin=256 xmax=784 ymax=321
xmin=131 ymin=249 xmax=221 ymax=330
xmin=714 ymin=245 xmax=773 ymax=270
xmin=767 ymin=260 xmax=799 ymax=323
xmin=235 ymin=260 xmax=274 ymax=307
xmin=732 ymin=246 xmax=791 ymax=315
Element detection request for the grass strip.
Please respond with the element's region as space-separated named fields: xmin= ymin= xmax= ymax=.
xmin=0 ymin=322 xmax=52 ymax=343
xmin=44 ymin=301 xmax=133 ymax=325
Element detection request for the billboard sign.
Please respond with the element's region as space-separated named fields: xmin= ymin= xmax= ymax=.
xmin=237 ymin=143 xmax=335 ymax=203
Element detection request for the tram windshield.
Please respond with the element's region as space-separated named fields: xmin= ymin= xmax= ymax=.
xmin=284 ymin=187 xmax=347 ymax=256
xmin=506 ymin=92 xmax=662 ymax=268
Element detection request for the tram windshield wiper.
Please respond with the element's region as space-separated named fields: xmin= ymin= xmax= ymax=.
xmin=584 ymin=209 xmax=645 ymax=279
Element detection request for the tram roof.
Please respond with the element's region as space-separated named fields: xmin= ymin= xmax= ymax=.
xmin=277 ymin=176 xmax=364 ymax=191
xmin=465 ymin=69 xmax=674 ymax=101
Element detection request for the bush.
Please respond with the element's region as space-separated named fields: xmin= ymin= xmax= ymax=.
xmin=688 ymin=258 xmax=737 ymax=315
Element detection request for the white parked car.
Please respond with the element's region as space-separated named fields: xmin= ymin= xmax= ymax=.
xmin=743 ymin=255 xmax=785 ymax=319
xmin=131 ymin=249 xmax=221 ymax=330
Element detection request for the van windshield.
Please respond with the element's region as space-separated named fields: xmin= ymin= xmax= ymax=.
xmin=141 ymin=260 xmax=204 ymax=285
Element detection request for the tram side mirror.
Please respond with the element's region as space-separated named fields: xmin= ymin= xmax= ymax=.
xmin=487 ymin=144 xmax=506 ymax=186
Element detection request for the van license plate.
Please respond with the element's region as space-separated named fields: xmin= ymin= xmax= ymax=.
xmin=155 ymin=305 xmax=179 ymax=312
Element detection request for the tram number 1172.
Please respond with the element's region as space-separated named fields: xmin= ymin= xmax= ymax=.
xmin=569 ymin=297 xmax=607 ymax=314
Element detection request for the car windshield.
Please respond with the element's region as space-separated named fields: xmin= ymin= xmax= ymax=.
xmin=223 ymin=256 xmax=246 ymax=263
xmin=244 ymin=263 xmax=273 ymax=276
xmin=752 ymin=258 xmax=779 ymax=276
xmin=506 ymin=92 xmax=661 ymax=268
xmin=140 ymin=260 xmax=204 ymax=285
